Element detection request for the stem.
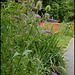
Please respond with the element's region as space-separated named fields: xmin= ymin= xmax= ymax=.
xmin=37 ymin=9 xmax=38 ymax=14
xmin=14 ymin=54 xmax=22 ymax=74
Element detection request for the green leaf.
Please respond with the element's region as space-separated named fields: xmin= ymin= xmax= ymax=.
xmin=22 ymin=50 xmax=32 ymax=56
xmin=36 ymin=58 xmax=42 ymax=63
xmin=58 ymin=66 xmax=66 ymax=72
xmin=13 ymin=52 xmax=20 ymax=58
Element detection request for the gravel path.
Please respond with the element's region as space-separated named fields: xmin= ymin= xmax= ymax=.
xmin=64 ymin=38 xmax=74 ymax=75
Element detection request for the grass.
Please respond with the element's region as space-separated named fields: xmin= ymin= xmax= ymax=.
xmin=57 ymin=35 xmax=72 ymax=49
xmin=57 ymin=22 xmax=74 ymax=49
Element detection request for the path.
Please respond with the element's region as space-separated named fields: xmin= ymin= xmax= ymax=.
xmin=64 ymin=38 xmax=74 ymax=75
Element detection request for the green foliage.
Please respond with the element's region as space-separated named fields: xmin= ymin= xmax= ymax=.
xmin=42 ymin=0 xmax=74 ymax=22
xmin=56 ymin=22 xmax=74 ymax=49
xmin=59 ymin=23 xmax=74 ymax=37
xmin=50 ymin=2 xmax=59 ymax=20
xmin=1 ymin=1 xmax=66 ymax=75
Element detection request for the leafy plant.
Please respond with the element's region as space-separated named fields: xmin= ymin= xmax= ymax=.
xmin=1 ymin=0 xmax=66 ymax=75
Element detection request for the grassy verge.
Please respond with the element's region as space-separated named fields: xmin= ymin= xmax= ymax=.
xmin=58 ymin=35 xmax=73 ymax=49
xmin=57 ymin=22 xmax=74 ymax=49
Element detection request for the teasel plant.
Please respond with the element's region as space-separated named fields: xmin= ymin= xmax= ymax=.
xmin=42 ymin=5 xmax=51 ymax=27
xmin=36 ymin=1 xmax=42 ymax=14
xmin=29 ymin=0 xmax=34 ymax=3
xmin=45 ymin=5 xmax=51 ymax=13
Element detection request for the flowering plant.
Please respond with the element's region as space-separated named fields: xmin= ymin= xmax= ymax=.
xmin=69 ymin=22 xmax=74 ymax=31
xmin=1 ymin=0 xmax=66 ymax=75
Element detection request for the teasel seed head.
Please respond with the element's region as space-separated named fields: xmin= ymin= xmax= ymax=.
xmin=45 ymin=5 xmax=51 ymax=12
xmin=29 ymin=0 xmax=34 ymax=3
xmin=36 ymin=1 xmax=42 ymax=10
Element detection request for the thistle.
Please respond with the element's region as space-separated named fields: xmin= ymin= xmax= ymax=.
xmin=36 ymin=1 xmax=42 ymax=11
xmin=45 ymin=5 xmax=51 ymax=12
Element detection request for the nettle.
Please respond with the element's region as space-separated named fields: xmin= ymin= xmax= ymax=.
xmin=1 ymin=0 xmax=66 ymax=75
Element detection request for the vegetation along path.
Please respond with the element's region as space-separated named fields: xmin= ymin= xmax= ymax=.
xmin=64 ymin=38 xmax=74 ymax=75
